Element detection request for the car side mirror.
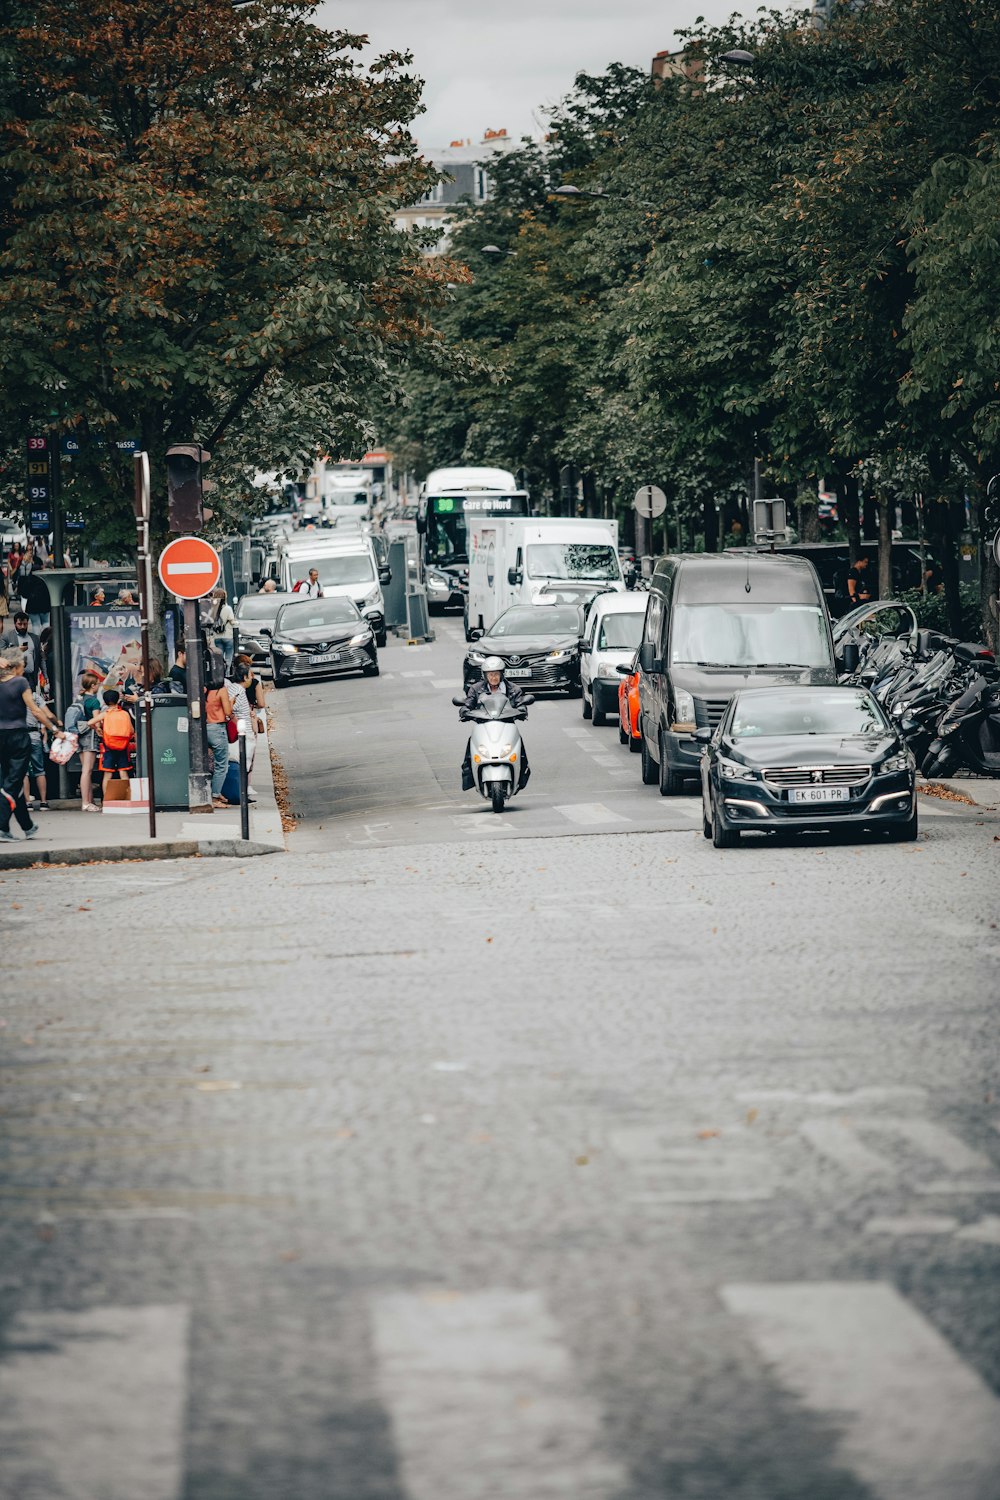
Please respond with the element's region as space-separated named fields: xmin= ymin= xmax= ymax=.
xmin=694 ymin=726 xmax=713 ymax=744
xmin=624 ymin=565 xmax=637 ymax=589
xmin=899 ymin=715 xmax=919 ymax=736
xmin=469 ymin=627 xmax=484 ymax=641
xmin=579 ymin=642 xmax=590 ymax=654
xmin=416 ymin=515 xmax=426 ymax=533
xmin=839 ymin=641 xmax=860 ymax=674
xmin=259 ymin=627 xmax=272 ymax=637
xmin=638 ymin=641 xmax=656 ymax=674
xmin=379 ymin=567 xmax=392 ymax=584
xmin=616 ymin=662 xmax=633 ymax=675
xmin=507 ymin=567 xmax=523 ymax=586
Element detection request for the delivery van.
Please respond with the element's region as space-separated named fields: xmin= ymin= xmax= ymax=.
xmin=466 ymin=516 xmax=622 ymax=634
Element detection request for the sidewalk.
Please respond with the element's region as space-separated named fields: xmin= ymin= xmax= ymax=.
xmin=0 ymin=735 xmax=286 ymax=870
xmin=923 ymin=774 xmax=1000 ymax=812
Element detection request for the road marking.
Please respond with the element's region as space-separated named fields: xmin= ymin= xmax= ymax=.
xmin=431 ymin=679 xmax=457 ymax=690
xmin=591 ymin=757 xmax=622 ymax=770
xmin=0 ymin=1304 xmax=189 ymax=1500
xmin=736 ymin=1087 xmax=926 ymax=1107
xmin=451 ymin=815 xmax=515 ymax=832
xmin=799 ymin=1117 xmax=896 ymax=1178
xmin=611 ymin=1126 xmax=775 ymax=1204
xmin=874 ymin=1117 xmax=997 ymax=1176
xmin=371 ymin=1289 xmax=626 ymax=1500
xmin=721 ymin=1281 xmax=1000 ymax=1500
xmin=865 ymin=1215 xmax=958 ymax=1236
xmin=553 ymin=803 xmax=627 ymax=826
xmin=401 ymin=669 xmax=435 ymax=678
xmin=562 ymin=727 xmax=589 ymax=739
xmin=956 ymin=1215 xmax=1000 ymax=1245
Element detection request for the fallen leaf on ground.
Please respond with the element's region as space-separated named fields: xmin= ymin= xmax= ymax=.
xmin=196 ymin=1080 xmax=242 ymax=1091
xmin=746 ymin=1108 xmax=758 ymax=1125
xmin=697 ymin=1128 xmax=721 ymax=1139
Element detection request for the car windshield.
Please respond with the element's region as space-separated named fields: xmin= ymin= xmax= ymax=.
xmin=276 ymin=598 xmax=361 ymax=630
xmin=731 ymin=690 xmax=889 ymax=739
xmin=237 ymin=594 xmax=290 ymax=619
xmin=491 ymin=606 xmax=581 ymax=637
xmin=598 ymin=612 xmax=644 ymax=650
xmin=526 ymin=544 xmax=619 ymax=581
xmin=294 ymin=554 xmax=374 ymax=586
xmin=671 ymin=603 xmax=830 ymax=668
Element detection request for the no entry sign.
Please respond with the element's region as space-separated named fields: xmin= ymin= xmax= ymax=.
xmin=158 ymin=536 xmax=222 ymax=600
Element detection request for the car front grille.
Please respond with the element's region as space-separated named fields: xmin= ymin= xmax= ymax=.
xmin=694 ymin=696 xmax=731 ymax=728
xmin=761 ymin=764 xmax=872 ymax=789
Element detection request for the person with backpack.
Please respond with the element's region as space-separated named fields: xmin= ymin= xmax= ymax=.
xmin=98 ymin=688 xmax=135 ymax=799
xmin=0 ymin=654 xmax=60 ymax=841
xmin=64 ymin=671 xmax=105 ymax=811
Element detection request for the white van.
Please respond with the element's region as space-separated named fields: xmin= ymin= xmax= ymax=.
xmin=275 ymin=535 xmax=390 ymax=645
xmin=579 ymin=591 xmax=648 ymax=725
xmin=467 ymin=516 xmax=622 ymax=633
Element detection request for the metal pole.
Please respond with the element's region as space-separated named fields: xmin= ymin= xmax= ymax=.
xmin=49 ymin=432 xmax=65 ymax=571
xmin=183 ymin=598 xmax=212 ymax=811
xmin=136 ymin=559 xmax=157 ymax=840
xmin=237 ymin=719 xmax=249 ymax=841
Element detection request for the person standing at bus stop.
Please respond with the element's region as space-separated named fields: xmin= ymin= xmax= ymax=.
xmin=0 ymin=655 xmax=60 ymax=840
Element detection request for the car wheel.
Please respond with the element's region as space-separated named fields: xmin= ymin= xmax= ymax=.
xmin=592 ymin=696 xmax=607 ymax=727
xmin=618 ymin=718 xmax=629 ymax=744
xmin=582 ymin=690 xmax=592 ymax=720
xmin=272 ymin=672 xmax=286 ymax=689
xmin=711 ymin=790 xmax=739 ymax=848
xmin=567 ymin=679 xmax=582 ymax=699
xmin=885 ymin=807 xmax=918 ymax=841
xmin=376 ymin=630 xmax=387 ymax=649
xmin=657 ymin=731 xmax=685 ymax=796
xmin=363 ymin=659 xmax=380 ymax=677
xmin=640 ymin=722 xmax=658 ymax=785
xmin=702 ymin=802 xmax=712 ymax=839
xmin=629 ymin=727 xmax=642 ymax=754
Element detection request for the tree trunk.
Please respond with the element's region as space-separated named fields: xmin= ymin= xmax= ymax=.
xmin=798 ymin=484 xmax=821 ymax=542
xmin=703 ymin=495 xmax=718 ymax=552
xmin=877 ymin=496 xmax=892 ymax=600
xmin=925 ymin=450 xmax=963 ymax=637
xmin=840 ymin=472 xmax=861 ymax=565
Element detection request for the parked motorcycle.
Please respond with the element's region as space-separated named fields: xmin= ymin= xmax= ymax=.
xmin=453 ymin=692 xmax=533 ymax=813
xmin=922 ymin=673 xmax=1000 ymax=779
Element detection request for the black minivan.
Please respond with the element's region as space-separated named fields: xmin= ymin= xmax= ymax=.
xmin=635 ymin=553 xmax=837 ymax=794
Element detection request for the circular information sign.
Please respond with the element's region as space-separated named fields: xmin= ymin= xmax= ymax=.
xmin=157 ymin=536 xmax=222 ymax=600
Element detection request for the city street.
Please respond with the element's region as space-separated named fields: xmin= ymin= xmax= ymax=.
xmin=3 ymin=621 xmax=999 ymax=1498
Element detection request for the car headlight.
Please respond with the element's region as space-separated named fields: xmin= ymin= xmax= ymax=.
xmin=597 ymin=662 xmax=620 ymax=679
xmin=275 ymin=642 xmax=298 ymax=654
xmin=718 ymin=755 xmax=757 ymax=781
xmin=426 ymin=572 xmax=450 ymax=589
xmin=881 ymin=752 xmax=912 ymax=774
xmin=349 ymin=632 xmax=371 ymax=647
xmin=674 ymin=688 xmax=695 ymax=721
xmin=360 ymin=587 xmax=381 ymax=607
xmin=547 ymin=648 xmax=570 ymax=660
xmin=468 ymin=650 xmax=487 ymax=665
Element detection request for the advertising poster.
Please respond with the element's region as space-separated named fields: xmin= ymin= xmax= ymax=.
xmin=69 ymin=609 xmax=143 ymax=695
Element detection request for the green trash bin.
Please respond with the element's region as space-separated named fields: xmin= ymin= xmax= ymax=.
xmin=134 ymin=697 xmax=191 ymax=810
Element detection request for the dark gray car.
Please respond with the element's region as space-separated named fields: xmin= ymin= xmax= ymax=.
xmin=233 ymin=591 xmax=295 ymax=672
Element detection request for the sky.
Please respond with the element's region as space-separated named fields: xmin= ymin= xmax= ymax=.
xmin=314 ymin=0 xmax=756 ymax=151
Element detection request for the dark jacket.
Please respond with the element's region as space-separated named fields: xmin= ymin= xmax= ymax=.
xmin=461 ymin=676 xmax=527 ymax=713
xmin=0 ymin=627 xmax=41 ymax=685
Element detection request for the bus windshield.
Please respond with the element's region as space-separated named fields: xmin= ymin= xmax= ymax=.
xmin=426 ymin=511 xmax=468 ymax=564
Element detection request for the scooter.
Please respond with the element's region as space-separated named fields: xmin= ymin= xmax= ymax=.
xmin=922 ymin=672 xmax=1000 ymax=779
xmin=453 ymin=692 xmax=533 ymax=813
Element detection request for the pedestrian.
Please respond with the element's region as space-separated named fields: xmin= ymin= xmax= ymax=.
xmin=846 ymin=555 xmax=873 ymax=606
xmin=228 ymin=658 xmax=265 ymax=802
xmin=0 ymin=611 xmax=42 ymax=687
xmin=0 ymin=564 xmax=10 ymax=624
xmin=293 ymin=567 xmax=323 ymax=598
xmin=64 ymin=670 xmax=104 ymax=810
xmin=0 ymin=655 xmax=60 ymax=841
xmin=23 ymin=681 xmax=51 ymax=810
xmin=89 ymin=585 xmax=106 ymax=608
xmin=169 ymin=645 xmax=187 ymax=693
xmin=122 ymin=657 xmax=165 ymax=705
xmin=205 ymin=677 xmax=233 ymax=807
xmin=258 ymin=578 xmax=278 ymax=594
xmin=97 ymin=688 xmax=135 ymax=799
xmin=211 ymin=588 xmax=236 ymax=669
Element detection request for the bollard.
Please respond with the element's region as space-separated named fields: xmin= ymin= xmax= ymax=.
xmin=236 ymin=718 xmax=250 ymax=841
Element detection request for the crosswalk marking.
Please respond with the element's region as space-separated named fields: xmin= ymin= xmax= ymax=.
xmin=371 ymin=1289 xmax=626 ymax=1500
xmin=562 ymin=727 xmax=589 ymax=739
xmin=553 ymin=802 xmax=627 ymax=826
xmin=612 ymin=1125 xmax=775 ymax=1204
xmin=801 ymin=1114 xmax=1000 ymax=1190
xmin=800 ymin=1117 xmax=895 ymax=1177
xmin=722 ymin=1282 xmax=1000 ymax=1500
xmin=0 ymin=1304 xmax=189 ymax=1500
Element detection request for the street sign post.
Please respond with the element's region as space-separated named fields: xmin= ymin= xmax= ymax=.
xmin=633 ymin=484 xmax=667 ymax=519
xmin=26 ymin=435 xmax=51 ymax=534
xmin=157 ymin=535 xmax=222 ymax=600
xmin=992 ymin=528 xmax=1000 ymax=569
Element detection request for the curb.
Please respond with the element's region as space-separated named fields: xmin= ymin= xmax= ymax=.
xmin=0 ymin=838 xmax=284 ymax=871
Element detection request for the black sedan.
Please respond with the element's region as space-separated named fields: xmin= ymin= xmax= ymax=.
xmin=464 ymin=603 xmax=586 ymax=695
xmin=233 ymin=590 xmax=295 ymax=671
xmin=266 ymin=597 xmax=379 ymax=688
xmin=698 ymin=686 xmax=917 ymax=847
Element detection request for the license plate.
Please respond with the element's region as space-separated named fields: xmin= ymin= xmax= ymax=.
xmin=312 ymin=651 xmax=341 ymax=664
xmin=505 ymin=667 xmax=532 ymax=678
xmin=789 ymin=785 xmax=849 ymax=803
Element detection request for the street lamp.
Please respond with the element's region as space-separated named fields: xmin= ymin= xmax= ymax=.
xmin=552 ymin=184 xmax=658 ymax=210
xmin=719 ymin=49 xmax=756 ymax=65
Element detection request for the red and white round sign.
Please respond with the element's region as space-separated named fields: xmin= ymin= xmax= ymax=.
xmin=157 ymin=536 xmax=222 ymax=600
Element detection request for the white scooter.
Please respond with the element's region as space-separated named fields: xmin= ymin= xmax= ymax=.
xmin=454 ymin=692 xmax=533 ymax=813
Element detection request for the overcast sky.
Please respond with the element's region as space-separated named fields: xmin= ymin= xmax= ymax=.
xmin=314 ymin=0 xmax=757 ymax=150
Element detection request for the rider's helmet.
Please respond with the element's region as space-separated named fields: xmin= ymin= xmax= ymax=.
xmin=482 ymin=657 xmax=506 ymax=673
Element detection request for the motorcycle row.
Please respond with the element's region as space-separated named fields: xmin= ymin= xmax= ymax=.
xmin=840 ymin=616 xmax=1000 ymax=780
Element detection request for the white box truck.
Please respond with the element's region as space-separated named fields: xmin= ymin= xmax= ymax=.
xmin=467 ymin=516 xmax=623 ymax=633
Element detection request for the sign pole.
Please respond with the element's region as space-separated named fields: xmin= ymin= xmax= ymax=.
xmin=157 ymin=535 xmax=223 ymax=814
xmin=133 ymin=455 xmax=157 ymax=838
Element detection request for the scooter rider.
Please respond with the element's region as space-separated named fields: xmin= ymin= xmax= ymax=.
xmin=460 ymin=657 xmax=531 ymax=791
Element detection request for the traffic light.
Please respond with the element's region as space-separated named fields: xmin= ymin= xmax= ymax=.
xmin=165 ymin=444 xmax=211 ymax=533
xmin=559 ymin=463 xmax=578 ymax=513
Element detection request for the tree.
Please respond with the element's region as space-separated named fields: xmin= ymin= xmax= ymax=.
xmin=0 ymin=0 xmax=447 ymax=556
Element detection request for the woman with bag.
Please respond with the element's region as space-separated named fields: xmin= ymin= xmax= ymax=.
xmin=64 ymin=671 xmax=105 ymax=811
xmin=226 ymin=659 xmax=265 ymax=803
xmin=211 ymin=588 xmax=237 ymax=670
xmin=205 ymin=680 xmax=233 ymax=807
